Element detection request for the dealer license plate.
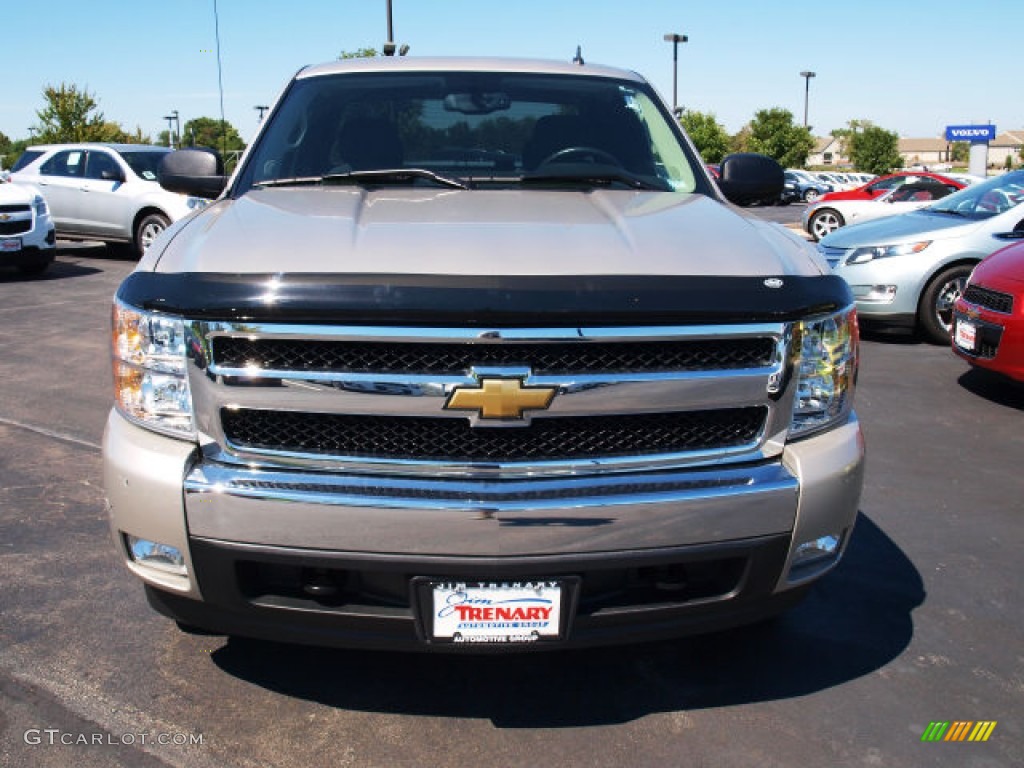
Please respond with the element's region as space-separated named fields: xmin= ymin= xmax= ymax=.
xmin=0 ymin=238 xmax=22 ymax=253
xmin=955 ymin=319 xmax=977 ymax=351
xmin=430 ymin=581 xmax=564 ymax=645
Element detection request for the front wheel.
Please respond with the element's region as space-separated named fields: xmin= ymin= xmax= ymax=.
xmin=808 ymin=208 xmax=845 ymax=241
xmin=134 ymin=213 xmax=170 ymax=258
xmin=918 ymin=264 xmax=974 ymax=344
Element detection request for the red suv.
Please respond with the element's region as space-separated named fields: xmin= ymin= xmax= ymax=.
xmin=816 ymin=171 xmax=964 ymax=203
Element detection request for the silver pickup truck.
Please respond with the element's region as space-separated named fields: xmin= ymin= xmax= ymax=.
xmin=103 ymin=57 xmax=864 ymax=651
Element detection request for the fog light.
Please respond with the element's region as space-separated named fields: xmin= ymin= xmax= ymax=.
xmin=125 ymin=534 xmax=187 ymax=576
xmin=791 ymin=534 xmax=842 ymax=572
xmin=851 ymin=284 xmax=898 ymax=304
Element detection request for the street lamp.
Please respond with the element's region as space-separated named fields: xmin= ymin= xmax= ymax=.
xmin=162 ymin=110 xmax=180 ymax=149
xmin=254 ymin=105 xmax=269 ymax=122
xmin=663 ymin=33 xmax=688 ymax=116
xmin=799 ymin=71 xmax=816 ymax=129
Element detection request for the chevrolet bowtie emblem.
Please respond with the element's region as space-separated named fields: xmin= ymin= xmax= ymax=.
xmin=446 ymin=378 xmax=556 ymax=420
xmin=0 ymin=214 xmax=10 ymax=222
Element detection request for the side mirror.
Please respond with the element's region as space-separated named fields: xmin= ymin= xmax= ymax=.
xmin=716 ymin=153 xmax=784 ymax=206
xmin=159 ymin=148 xmax=227 ymax=199
xmin=101 ymin=168 xmax=125 ymax=183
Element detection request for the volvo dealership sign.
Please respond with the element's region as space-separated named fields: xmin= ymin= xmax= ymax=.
xmin=945 ymin=125 xmax=997 ymax=143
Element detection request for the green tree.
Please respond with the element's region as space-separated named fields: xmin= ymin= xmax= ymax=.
xmin=181 ymin=117 xmax=246 ymax=171
xmin=730 ymin=125 xmax=752 ymax=154
xmin=31 ymin=83 xmax=116 ymax=143
xmin=849 ymin=125 xmax=902 ymax=175
xmin=951 ymin=142 xmax=970 ymax=163
xmin=339 ymin=47 xmax=378 ymax=59
xmin=745 ymin=107 xmax=814 ymax=169
xmin=679 ymin=110 xmax=731 ymax=164
xmin=182 ymin=117 xmax=245 ymax=152
xmin=1 ymin=137 xmax=30 ymax=171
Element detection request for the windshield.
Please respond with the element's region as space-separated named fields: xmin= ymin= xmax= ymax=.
xmin=927 ymin=170 xmax=1024 ymax=219
xmin=119 ymin=149 xmax=171 ymax=181
xmin=236 ymin=70 xmax=700 ymax=194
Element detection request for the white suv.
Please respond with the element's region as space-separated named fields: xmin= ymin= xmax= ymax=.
xmin=11 ymin=143 xmax=204 ymax=257
xmin=0 ymin=180 xmax=56 ymax=276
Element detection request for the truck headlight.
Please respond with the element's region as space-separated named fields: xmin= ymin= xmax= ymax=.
xmin=33 ymin=195 xmax=49 ymax=217
xmin=790 ymin=306 xmax=858 ymax=438
xmin=111 ymin=300 xmax=195 ymax=439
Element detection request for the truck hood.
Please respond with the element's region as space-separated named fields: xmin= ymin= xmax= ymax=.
xmin=149 ymin=187 xmax=822 ymax=278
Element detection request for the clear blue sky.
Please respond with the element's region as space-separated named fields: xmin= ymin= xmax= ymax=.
xmin=3 ymin=0 xmax=1020 ymax=145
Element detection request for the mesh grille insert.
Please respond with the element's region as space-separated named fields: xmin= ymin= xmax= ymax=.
xmin=963 ymin=284 xmax=1014 ymax=314
xmin=221 ymin=407 xmax=767 ymax=463
xmin=212 ymin=337 xmax=776 ymax=375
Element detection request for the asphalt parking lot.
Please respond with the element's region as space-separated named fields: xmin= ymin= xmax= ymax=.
xmin=1 ymin=238 xmax=1022 ymax=768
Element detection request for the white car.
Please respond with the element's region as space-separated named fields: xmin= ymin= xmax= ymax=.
xmin=803 ymin=181 xmax=954 ymax=241
xmin=0 ymin=180 xmax=56 ymax=276
xmin=10 ymin=143 xmax=205 ymax=257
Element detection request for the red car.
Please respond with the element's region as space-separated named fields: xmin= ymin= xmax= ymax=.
xmin=952 ymin=240 xmax=1024 ymax=382
xmin=816 ymin=171 xmax=964 ymax=203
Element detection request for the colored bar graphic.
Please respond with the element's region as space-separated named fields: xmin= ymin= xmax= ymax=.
xmin=969 ymin=722 xmax=997 ymax=742
xmin=945 ymin=721 xmax=972 ymax=741
xmin=921 ymin=721 xmax=997 ymax=742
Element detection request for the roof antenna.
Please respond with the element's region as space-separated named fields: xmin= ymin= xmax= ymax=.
xmin=573 ymin=45 xmax=584 ymax=66
xmin=383 ymin=0 xmax=396 ymax=55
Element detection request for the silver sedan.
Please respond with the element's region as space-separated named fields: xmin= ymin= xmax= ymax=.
xmin=818 ymin=170 xmax=1024 ymax=343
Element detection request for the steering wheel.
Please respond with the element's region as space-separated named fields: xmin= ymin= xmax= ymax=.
xmin=537 ymin=146 xmax=622 ymax=168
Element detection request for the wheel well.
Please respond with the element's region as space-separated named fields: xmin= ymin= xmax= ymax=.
xmin=916 ymin=259 xmax=978 ymax=314
xmin=132 ymin=207 xmax=169 ymax=237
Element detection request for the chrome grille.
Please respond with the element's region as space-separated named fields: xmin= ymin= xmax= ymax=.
xmin=963 ymin=284 xmax=1014 ymax=314
xmin=212 ymin=336 xmax=776 ymax=374
xmin=221 ymin=407 xmax=768 ymax=463
xmin=191 ymin=322 xmax=793 ymax=476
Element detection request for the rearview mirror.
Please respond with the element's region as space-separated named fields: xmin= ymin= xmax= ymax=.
xmin=443 ymin=92 xmax=510 ymax=115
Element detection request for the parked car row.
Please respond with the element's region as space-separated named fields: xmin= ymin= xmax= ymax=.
xmin=818 ymin=170 xmax=1024 ymax=344
xmin=804 ymin=181 xmax=955 ymax=240
xmin=7 ymin=143 xmax=205 ymax=267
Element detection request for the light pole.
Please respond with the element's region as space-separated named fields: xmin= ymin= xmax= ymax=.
xmin=663 ymin=33 xmax=688 ymax=116
xmin=799 ymin=70 xmax=816 ymax=129
xmin=163 ymin=110 xmax=180 ymax=148
xmin=254 ymin=105 xmax=269 ymax=122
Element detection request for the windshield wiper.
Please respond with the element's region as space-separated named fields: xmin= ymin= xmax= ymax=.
xmin=254 ymin=169 xmax=469 ymax=191
xmin=520 ymin=166 xmax=669 ymax=191
xmin=252 ymin=176 xmax=325 ymax=188
xmin=323 ymin=168 xmax=469 ymax=190
xmin=927 ymin=207 xmax=969 ymax=217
